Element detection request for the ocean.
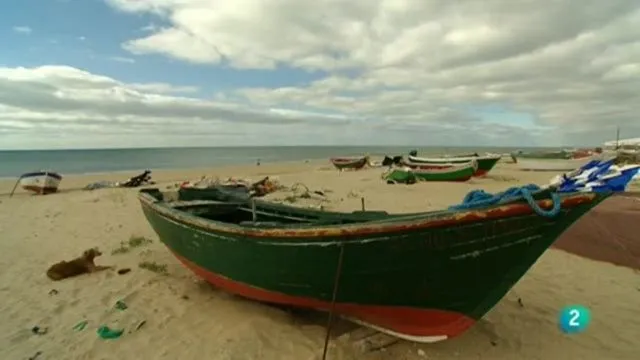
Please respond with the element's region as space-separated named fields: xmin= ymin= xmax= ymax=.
xmin=0 ymin=146 xmax=555 ymax=179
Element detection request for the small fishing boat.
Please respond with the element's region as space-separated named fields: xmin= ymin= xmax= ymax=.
xmin=515 ymin=156 xmax=598 ymax=172
xmin=511 ymin=150 xmax=573 ymax=160
xmin=330 ymin=156 xmax=369 ymax=170
xmin=18 ymin=171 xmax=63 ymax=194
xmin=401 ymin=159 xmax=474 ymax=170
xmin=385 ymin=162 xmax=476 ymax=183
xmin=406 ymin=154 xmax=501 ymax=176
xmin=138 ymin=184 xmax=610 ymax=343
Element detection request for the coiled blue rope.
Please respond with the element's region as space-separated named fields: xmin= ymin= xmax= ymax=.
xmin=449 ymin=184 xmax=561 ymax=218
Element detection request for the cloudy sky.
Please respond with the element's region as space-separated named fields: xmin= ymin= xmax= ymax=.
xmin=1 ymin=0 xmax=639 ymax=150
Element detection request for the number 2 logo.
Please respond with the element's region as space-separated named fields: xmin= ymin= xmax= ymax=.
xmin=559 ymin=305 xmax=590 ymax=334
xmin=568 ymin=309 xmax=580 ymax=327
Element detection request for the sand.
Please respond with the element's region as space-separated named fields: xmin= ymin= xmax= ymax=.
xmin=1 ymin=160 xmax=639 ymax=360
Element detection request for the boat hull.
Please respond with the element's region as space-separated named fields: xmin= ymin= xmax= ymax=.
xmin=172 ymin=251 xmax=471 ymax=342
xmin=406 ymin=155 xmax=501 ymax=176
xmin=330 ymin=157 xmax=368 ymax=170
xmin=139 ymin=189 xmax=609 ymax=342
xmin=513 ymin=151 xmax=572 ymax=160
xmin=19 ymin=171 xmax=62 ymax=194
xmin=386 ymin=163 xmax=475 ymax=182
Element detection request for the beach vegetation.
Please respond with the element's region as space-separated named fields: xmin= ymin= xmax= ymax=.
xmin=138 ymin=261 xmax=168 ymax=275
xmin=111 ymin=235 xmax=153 ymax=255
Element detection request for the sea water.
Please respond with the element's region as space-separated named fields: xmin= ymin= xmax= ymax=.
xmin=0 ymin=145 xmax=552 ymax=178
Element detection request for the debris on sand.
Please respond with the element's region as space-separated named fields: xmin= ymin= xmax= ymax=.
xmin=97 ymin=325 xmax=124 ymax=340
xmin=84 ymin=170 xmax=155 ymax=190
xmin=180 ymin=176 xmax=284 ymax=198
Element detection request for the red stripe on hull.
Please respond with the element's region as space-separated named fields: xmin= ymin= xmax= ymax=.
xmin=22 ymin=185 xmax=58 ymax=194
xmin=171 ymin=252 xmax=476 ymax=340
xmin=474 ymin=169 xmax=489 ymax=177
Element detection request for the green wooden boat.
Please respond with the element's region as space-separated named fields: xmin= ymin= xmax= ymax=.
xmin=138 ymin=186 xmax=610 ymax=343
xmin=406 ymin=154 xmax=501 ymax=176
xmin=385 ymin=162 xmax=475 ymax=183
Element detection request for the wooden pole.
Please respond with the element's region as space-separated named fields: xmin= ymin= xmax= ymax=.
xmin=321 ymin=243 xmax=346 ymax=360
xmin=251 ymin=199 xmax=257 ymax=223
xmin=361 ymin=197 xmax=365 ymax=211
xmin=9 ymin=176 xmax=21 ymax=197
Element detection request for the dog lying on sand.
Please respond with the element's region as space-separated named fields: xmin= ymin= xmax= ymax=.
xmin=46 ymin=248 xmax=113 ymax=281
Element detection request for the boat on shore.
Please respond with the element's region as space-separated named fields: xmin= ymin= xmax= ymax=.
xmin=512 ymin=150 xmax=573 ymax=160
xmin=512 ymin=148 xmax=602 ymax=163
xmin=385 ymin=162 xmax=476 ymax=183
xmin=515 ymin=156 xmax=599 ymax=171
xmin=138 ymin=185 xmax=610 ymax=343
xmin=18 ymin=171 xmax=63 ymax=194
xmin=406 ymin=154 xmax=501 ymax=176
xmin=330 ymin=156 xmax=369 ymax=170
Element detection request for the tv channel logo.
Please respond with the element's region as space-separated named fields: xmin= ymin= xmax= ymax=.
xmin=559 ymin=305 xmax=591 ymax=334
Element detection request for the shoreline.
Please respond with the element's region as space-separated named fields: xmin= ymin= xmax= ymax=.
xmin=0 ymin=146 xmax=529 ymax=179
xmin=0 ymin=145 xmax=568 ymax=152
xmin=0 ymin=158 xmax=333 ymax=181
xmin=0 ymin=150 xmax=517 ymax=181
xmin=0 ymin=159 xmax=330 ymax=196
xmin=0 ymin=158 xmax=328 ymax=181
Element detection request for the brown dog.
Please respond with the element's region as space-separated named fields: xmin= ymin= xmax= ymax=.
xmin=46 ymin=248 xmax=113 ymax=281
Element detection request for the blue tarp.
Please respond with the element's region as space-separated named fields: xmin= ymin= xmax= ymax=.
xmin=450 ymin=159 xmax=639 ymax=215
xmin=555 ymin=159 xmax=639 ymax=193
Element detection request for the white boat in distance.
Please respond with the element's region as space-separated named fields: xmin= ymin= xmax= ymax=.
xmin=515 ymin=156 xmax=600 ymax=172
xmin=19 ymin=171 xmax=63 ymax=194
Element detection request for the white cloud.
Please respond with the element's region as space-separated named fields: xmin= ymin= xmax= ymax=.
xmin=4 ymin=1 xmax=640 ymax=149
xmin=12 ymin=26 xmax=32 ymax=34
xmin=127 ymin=82 xmax=198 ymax=94
xmin=99 ymin=0 xmax=640 ymax=146
xmin=123 ymin=27 xmax=223 ymax=64
xmin=0 ymin=66 xmax=354 ymax=149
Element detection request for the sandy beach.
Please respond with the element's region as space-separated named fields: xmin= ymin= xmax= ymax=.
xmin=1 ymin=160 xmax=639 ymax=360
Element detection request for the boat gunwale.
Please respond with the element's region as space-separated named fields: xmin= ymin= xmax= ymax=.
xmin=407 ymin=161 xmax=477 ymax=175
xmin=19 ymin=171 xmax=63 ymax=180
xmin=331 ymin=156 xmax=367 ymax=161
xmin=138 ymin=189 xmax=601 ymax=239
xmin=407 ymin=154 xmax=502 ymax=163
xmin=330 ymin=157 xmax=369 ymax=168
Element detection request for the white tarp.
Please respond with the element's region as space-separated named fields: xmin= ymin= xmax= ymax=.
xmin=603 ymin=137 xmax=640 ymax=147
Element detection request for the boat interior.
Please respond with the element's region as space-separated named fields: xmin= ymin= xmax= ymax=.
xmin=144 ymin=188 xmax=395 ymax=228
xmin=140 ymin=185 xmax=568 ymax=229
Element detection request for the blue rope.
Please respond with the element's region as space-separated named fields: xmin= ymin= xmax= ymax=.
xmin=449 ymin=184 xmax=561 ymax=218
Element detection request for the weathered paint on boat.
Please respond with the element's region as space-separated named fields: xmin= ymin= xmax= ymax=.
xmin=330 ymin=156 xmax=369 ymax=170
xmin=19 ymin=171 xmax=63 ymax=194
xmin=138 ymin=187 xmax=609 ymax=342
xmin=385 ymin=162 xmax=475 ymax=182
xmin=406 ymin=155 xmax=501 ymax=176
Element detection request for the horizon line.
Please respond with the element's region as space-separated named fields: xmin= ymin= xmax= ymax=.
xmin=0 ymin=144 xmax=604 ymax=151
